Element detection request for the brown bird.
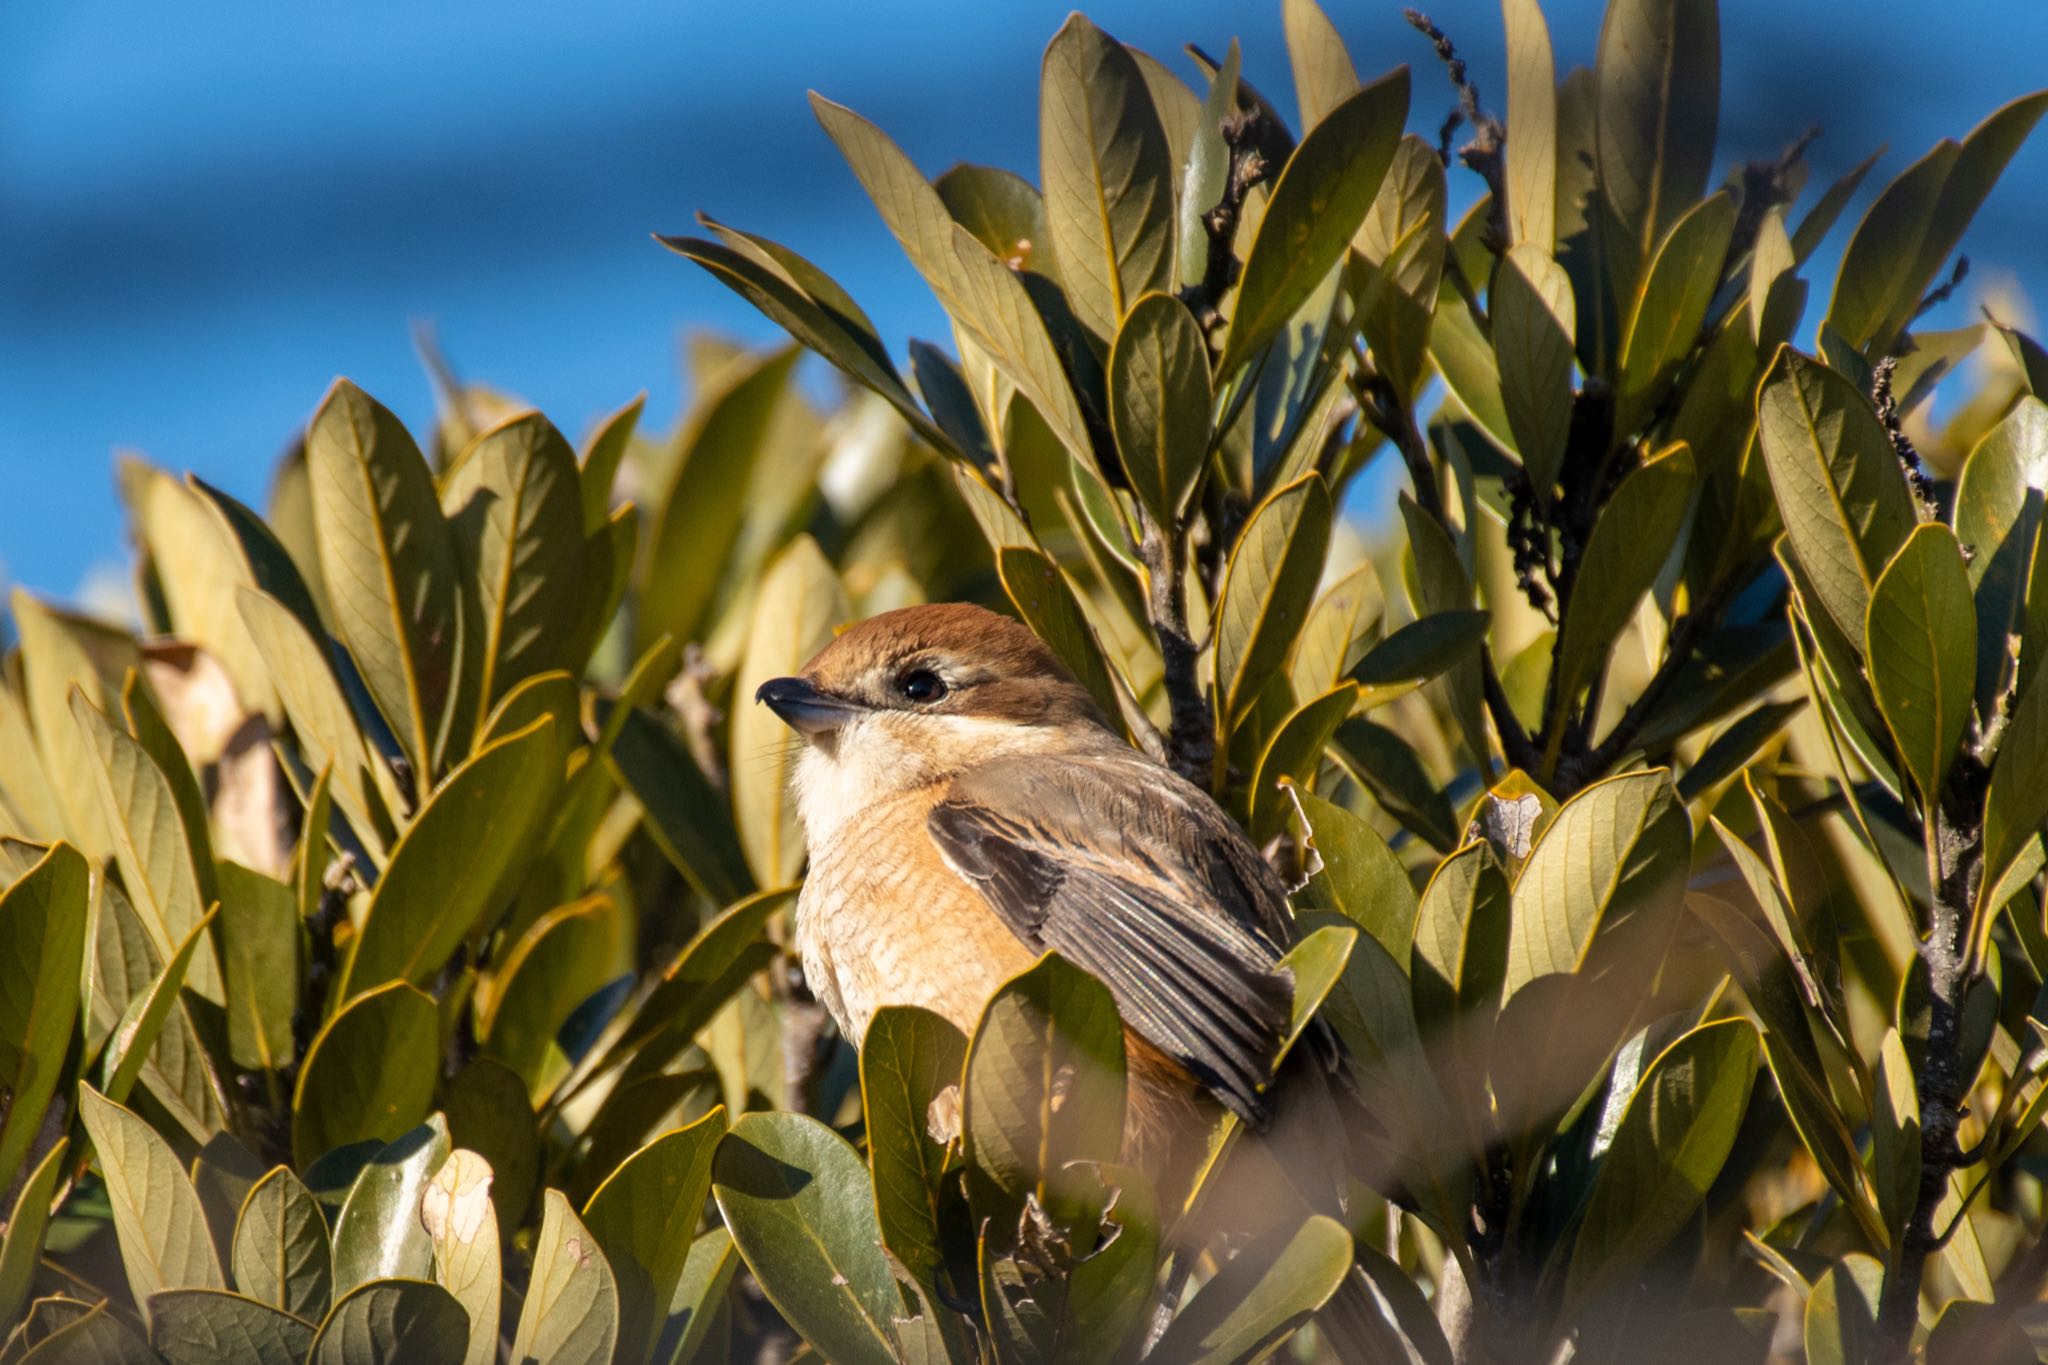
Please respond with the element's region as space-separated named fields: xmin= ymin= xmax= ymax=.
xmin=754 ymin=601 xmax=1306 ymax=1162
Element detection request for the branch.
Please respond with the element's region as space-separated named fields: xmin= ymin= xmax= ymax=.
xmin=1178 ymin=112 xmax=1277 ymax=335
xmin=1404 ymin=10 xmax=1509 ymax=256
xmin=1137 ymin=507 xmax=1217 ymax=788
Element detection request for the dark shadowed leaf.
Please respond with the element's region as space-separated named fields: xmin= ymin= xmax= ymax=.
xmin=1329 ymin=718 xmax=1461 ymax=854
xmin=0 ymin=1139 xmax=67 ymax=1330
xmin=610 ymin=706 xmax=751 ymax=908
xmin=0 ymin=843 xmax=87 ymax=1187
xmin=1871 ymin=1027 xmax=1920 ymax=1247
xmin=308 ymin=1278 xmax=470 ymax=1365
xmin=481 ymin=893 xmax=625 ymax=1102
xmin=1411 ymin=841 xmax=1511 ymax=1031
xmin=1348 ymin=610 xmax=1491 ymax=711
xmin=713 ymin=1111 xmax=904 ymax=1365
xmin=14 ymin=1300 xmax=158 ymax=1363
xmin=1562 ymin=1019 xmax=1758 ymax=1307
xmin=217 ymin=861 xmax=299 ymax=1071
xmin=1553 ymin=444 xmax=1695 ymax=708
xmin=998 ymin=547 xmax=1125 ymax=724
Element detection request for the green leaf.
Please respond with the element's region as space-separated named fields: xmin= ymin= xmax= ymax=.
xmin=1748 ymin=208 xmax=1801 ymax=350
xmin=859 ymin=1006 xmax=968 ymax=1296
xmin=419 ymin=1149 xmax=499 ymax=1365
xmin=1410 ymin=841 xmax=1511 ymax=1031
xmin=731 ymin=536 xmax=847 ymax=888
xmin=1953 ymin=396 xmax=2048 ymax=712
xmin=9 ymin=590 xmax=143 ymax=858
xmin=306 ymin=378 xmax=467 ymax=779
xmin=947 ymin=225 xmax=1100 ymax=469
xmin=1248 ymin=684 xmax=1357 ymax=840
xmin=936 ymin=163 xmax=1053 ymax=281
xmin=1504 ymin=769 xmax=1691 ymax=995
xmin=76 ymin=1083 xmax=226 ymax=1309
xmin=1616 ymin=192 xmax=1736 ymax=434
xmin=1282 ymin=0 xmax=1357 ymax=130
xmin=964 ymin=954 xmax=1126 ymax=1236
xmin=1061 ymin=1165 xmax=1160 ymax=1365
xmin=578 ymin=392 xmax=643 ymax=533
xmin=509 ymin=1190 xmax=620 ymax=1365
xmin=1563 ymin=1019 xmax=1758 ymax=1308
xmin=1348 ymin=609 xmax=1491 ymax=710
xmin=1214 ymin=473 xmax=1333 ymax=731
xmin=0 ymin=1139 xmax=67 ymax=1330
xmin=14 ymin=1300 xmax=159 ymax=1363
xmin=337 ymin=716 xmax=560 ymax=1001
xmin=100 ymin=903 xmax=218 ymax=1110
xmin=1793 ymin=148 xmax=1882 ymax=265
xmin=1865 ymin=524 xmax=1975 ymax=804
xmin=148 ymin=1290 xmax=315 ymax=1365
xmin=1038 ymin=14 xmax=1175 ymax=337
xmin=610 ymin=706 xmax=751 ymax=908
xmin=292 ymin=982 xmax=439 ymax=1167
xmin=1924 ymin=1300 xmax=2037 ymax=1365
xmin=1502 ymin=0 xmax=1557 ymax=250
xmin=1220 ymin=67 xmax=1411 ymax=376
xmin=638 ymin=346 xmax=801 ymax=651
xmin=308 ymin=1278 xmax=471 ymax=1365
xmin=1803 ymin=1254 xmax=1884 ymax=1365
xmin=233 ymin=1166 xmax=333 ymax=1323
xmin=1291 ymin=787 xmax=1419 ymax=959
xmin=70 ymin=688 xmax=223 ymax=1003
xmin=712 ymin=1111 xmax=904 ymax=1365
xmin=236 ymin=587 xmax=386 ymax=858
xmin=441 ymin=411 xmax=586 ymax=715
xmin=590 ymin=888 xmax=793 ymax=1083
xmin=997 ymin=547 xmax=1124 ymax=725
xmin=1107 ymin=292 xmax=1213 ymax=528
xmin=1595 ymin=0 xmax=1720 ymax=278
xmin=1289 ymin=561 xmax=1383 ymax=699
xmin=331 ymin=1118 xmax=451 ymax=1296
xmin=1176 ymin=41 xmax=1241 ymax=293
xmin=0 ymin=843 xmax=87 ymax=1189
xmin=583 ymin=1109 xmax=728 ymax=1365
xmin=1329 ymin=717 xmax=1461 ymax=854
xmin=1833 ymin=92 xmax=2048 ymax=357
xmin=1870 ymin=1027 xmax=1920 ymax=1248
xmin=660 ymin=1228 xmax=741 ymax=1365
xmin=445 ymin=1059 xmax=541 ymax=1231
xmin=1492 ymin=244 xmax=1576 ymax=495
xmin=1147 ymin=1214 xmax=1352 ymax=1363
xmin=1429 ymin=287 xmax=1518 ymax=457
xmin=130 ymin=465 xmax=277 ymax=720
xmin=481 ymin=893 xmax=625 ymax=1102
xmin=216 ymin=862 xmax=299 ymax=1072
xmin=1981 ymin=660 xmax=2048 ymax=916
xmin=1755 ymin=347 xmax=1918 ymax=643
xmin=1553 ymin=444 xmax=1696 ymax=707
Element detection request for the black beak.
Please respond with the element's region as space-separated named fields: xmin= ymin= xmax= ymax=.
xmin=755 ymin=676 xmax=864 ymax=738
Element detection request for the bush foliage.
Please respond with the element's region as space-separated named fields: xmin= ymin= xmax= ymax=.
xmin=4 ymin=0 xmax=2048 ymax=1361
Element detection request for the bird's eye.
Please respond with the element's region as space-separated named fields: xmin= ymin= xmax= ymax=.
xmin=896 ymin=669 xmax=948 ymax=704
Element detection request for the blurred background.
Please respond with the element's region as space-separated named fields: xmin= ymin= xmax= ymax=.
xmin=3 ymin=0 xmax=2045 ymax=610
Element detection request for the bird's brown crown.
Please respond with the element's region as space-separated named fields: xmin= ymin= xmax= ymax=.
xmin=800 ymin=602 xmax=1108 ymax=730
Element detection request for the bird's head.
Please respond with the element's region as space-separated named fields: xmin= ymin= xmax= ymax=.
xmin=756 ymin=603 xmax=1115 ymax=838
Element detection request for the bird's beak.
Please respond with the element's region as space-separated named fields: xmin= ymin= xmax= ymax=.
xmin=755 ymin=676 xmax=865 ymax=738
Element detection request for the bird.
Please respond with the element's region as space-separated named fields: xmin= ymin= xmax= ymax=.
xmin=753 ymin=600 xmax=1316 ymax=1167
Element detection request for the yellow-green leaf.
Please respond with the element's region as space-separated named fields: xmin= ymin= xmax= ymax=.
xmin=1213 ymin=473 xmax=1333 ymax=731
xmin=78 ymin=1082 xmax=226 ymax=1307
xmin=1108 ymin=292 xmax=1213 ymax=528
xmin=1493 ymin=243 xmax=1577 ymax=496
xmin=1864 ymin=524 xmax=1975 ymax=804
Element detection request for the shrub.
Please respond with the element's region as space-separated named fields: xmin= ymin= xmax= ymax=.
xmin=2 ymin=0 xmax=2046 ymax=1362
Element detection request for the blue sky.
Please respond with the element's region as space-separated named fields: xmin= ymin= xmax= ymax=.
xmin=3 ymin=0 xmax=2045 ymax=604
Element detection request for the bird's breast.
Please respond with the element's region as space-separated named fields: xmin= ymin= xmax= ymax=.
xmin=796 ymin=791 xmax=1037 ymax=1047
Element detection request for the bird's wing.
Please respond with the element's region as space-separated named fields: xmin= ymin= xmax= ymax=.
xmin=926 ymin=751 xmax=1295 ymax=1126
